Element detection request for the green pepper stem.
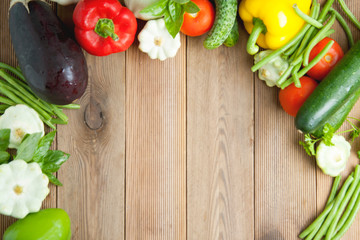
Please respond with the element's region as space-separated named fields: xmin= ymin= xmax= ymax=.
xmin=95 ymin=18 xmax=119 ymax=41
xmin=293 ymin=4 xmax=323 ymax=28
xmin=246 ymin=18 xmax=267 ymax=55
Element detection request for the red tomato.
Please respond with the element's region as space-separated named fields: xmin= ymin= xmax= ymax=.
xmin=279 ymin=76 xmax=318 ymax=117
xmin=180 ymin=0 xmax=215 ymax=37
xmin=307 ymin=37 xmax=344 ymax=81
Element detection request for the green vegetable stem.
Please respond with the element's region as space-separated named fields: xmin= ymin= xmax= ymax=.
xmin=0 ymin=62 xmax=80 ymax=129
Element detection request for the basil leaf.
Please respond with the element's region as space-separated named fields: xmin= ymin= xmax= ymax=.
xmin=164 ymin=8 xmax=184 ymax=38
xmin=33 ymin=131 xmax=56 ymax=163
xmin=0 ymin=129 xmax=10 ymax=151
xmin=184 ymin=1 xmax=200 ymax=14
xmin=42 ymin=150 xmax=69 ymax=167
xmin=168 ymin=0 xmax=177 ymax=22
xmin=174 ymin=0 xmax=190 ymax=4
xmin=44 ymin=172 xmax=63 ymax=186
xmin=0 ymin=151 xmax=10 ymax=164
xmin=140 ymin=0 xmax=169 ymax=17
xmin=15 ymin=132 xmax=42 ymax=162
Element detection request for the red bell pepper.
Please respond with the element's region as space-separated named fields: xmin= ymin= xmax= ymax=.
xmin=73 ymin=0 xmax=137 ymax=56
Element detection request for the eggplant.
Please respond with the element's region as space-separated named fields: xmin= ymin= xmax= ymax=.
xmin=9 ymin=0 xmax=88 ymax=105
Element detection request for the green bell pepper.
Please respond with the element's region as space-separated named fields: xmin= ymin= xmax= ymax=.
xmin=3 ymin=208 xmax=71 ymax=240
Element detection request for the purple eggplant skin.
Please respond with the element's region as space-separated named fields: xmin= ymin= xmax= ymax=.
xmin=9 ymin=0 xmax=88 ymax=105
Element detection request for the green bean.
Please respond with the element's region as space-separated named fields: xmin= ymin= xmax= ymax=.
xmin=330 ymin=8 xmax=354 ymax=48
xmin=313 ymin=175 xmax=354 ymax=240
xmin=336 ymin=178 xmax=360 ymax=232
xmin=293 ymin=4 xmax=323 ymax=28
xmin=0 ymin=82 xmax=52 ymax=121
xmin=57 ymin=104 xmax=81 ymax=109
xmin=284 ymin=37 xmax=303 ymax=56
xmin=38 ymin=114 xmax=56 ymax=130
xmin=277 ymin=65 xmax=294 ymax=85
xmin=318 ymin=0 xmax=336 ymax=23
xmin=327 ymin=176 xmax=342 ymax=206
xmin=326 ymin=167 xmax=360 ymax=239
xmin=0 ymin=104 xmax=10 ymax=111
xmin=299 ymin=201 xmax=335 ymax=239
xmin=50 ymin=118 xmax=68 ymax=125
xmin=332 ymin=184 xmax=360 ymax=240
xmin=0 ymin=96 xmax=16 ymax=106
xmin=251 ymin=2 xmax=317 ymax=72
xmin=292 ymin=63 xmax=302 ymax=88
xmin=303 ymin=14 xmax=336 ymax=66
xmin=281 ymin=41 xmax=334 ymax=89
xmin=292 ymin=3 xmax=321 ymax=59
xmin=0 ymin=70 xmax=54 ymax=115
xmin=338 ymin=0 xmax=360 ymax=30
xmin=0 ymin=62 xmax=25 ymax=81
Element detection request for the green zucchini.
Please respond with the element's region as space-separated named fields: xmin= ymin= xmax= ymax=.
xmin=203 ymin=0 xmax=237 ymax=49
xmin=312 ymin=88 xmax=360 ymax=137
xmin=223 ymin=19 xmax=239 ymax=47
xmin=295 ymin=41 xmax=360 ymax=134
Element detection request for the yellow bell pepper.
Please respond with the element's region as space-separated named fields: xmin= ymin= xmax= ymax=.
xmin=239 ymin=0 xmax=312 ymax=55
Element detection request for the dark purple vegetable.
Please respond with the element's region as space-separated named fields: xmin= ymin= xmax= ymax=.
xmin=9 ymin=0 xmax=88 ymax=105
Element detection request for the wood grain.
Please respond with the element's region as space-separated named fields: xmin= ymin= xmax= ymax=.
xmin=125 ymin=29 xmax=187 ymax=239
xmin=186 ymin=25 xmax=254 ymax=239
xmin=57 ymin=5 xmax=125 ymax=239
xmin=0 ymin=0 xmax=57 ymax=235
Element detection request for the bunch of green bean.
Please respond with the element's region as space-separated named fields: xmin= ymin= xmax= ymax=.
xmin=299 ymin=165 xmax=360 ymax=240
xmin=252 ymin=0 xmax=357 ymax=89
xmin=0 ymin=62 xmax=80 ymax=129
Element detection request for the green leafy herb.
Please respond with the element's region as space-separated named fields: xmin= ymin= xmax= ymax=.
xmin=184 ymin=1 xmax=200 ymax=13
xmin=350 ymin=129 xmax=360 ymax=142
xmin=15 ymin=132 xmax=42 ymax=162
xmin=0 ymin=129 xmax=10 ymax=151
xmin=44 ymin=172 xmax=63 ymax=186
xmin=299 ymin=123 xmax=335 ymax=156
xmin=357 ymin=151 xmax=360 ymax=159
xmin=0 ymin=151 xmax=10 ymax=164
xmin=33 ymin=131 xmax=56 ymax=163
xmin=322 ymin=124 xmax=335 ymax=146
xmin=140 ymin=0 xmax=200 ymax=38
xmin=300 ymin=134 xmax=318 ymax=156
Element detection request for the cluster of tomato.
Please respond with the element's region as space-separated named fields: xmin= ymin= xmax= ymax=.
xmin=279 ymin=37 xmax=344 ymax=117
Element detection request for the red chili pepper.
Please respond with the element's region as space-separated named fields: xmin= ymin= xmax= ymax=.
xmin=73 ymin=0 xmax=137 ymax=56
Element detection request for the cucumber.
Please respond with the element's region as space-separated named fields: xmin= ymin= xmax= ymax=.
xmin=312 ymin=88 xmax=360 ymax=137
xmin=203 ymin=0 xmax=237 ymax=49
xmin=295 ymin=41 xmax=360 ymax=134
xmin=223 ymin=19 xmax=239 ymax=47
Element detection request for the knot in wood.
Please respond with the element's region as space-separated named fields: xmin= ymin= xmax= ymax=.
xmin=84 ymin=100 xmax=104 ymax=130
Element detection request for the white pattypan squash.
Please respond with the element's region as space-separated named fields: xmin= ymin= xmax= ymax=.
xmin=0 ymin=160 xmax=50 ymax=219
xmin=316 ymin=135 xmax=351 ymax=177
xmin=0 ymin=105 xmax=44 ymax=149
xmin=138 ymin=19 xmax=181 ymax=61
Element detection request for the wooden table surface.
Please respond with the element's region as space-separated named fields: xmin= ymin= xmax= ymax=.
xmin=1 ymin=0 xmax=360 ymax=239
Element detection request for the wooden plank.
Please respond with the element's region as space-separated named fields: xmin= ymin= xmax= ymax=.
xmin=125 ymin=28 xmax=186 ymax=239
xmin=0 ymin=0 xmax=57 ymax=235
xmin=254 ymin=17 xmax=317 ymax=240
xmin=186 ymin=27 xmax=254 ymax=239
xmin=315 ymin=1 xmax=360 ymax=239
xmin=57 ymin=5 xmax=126 ymax=239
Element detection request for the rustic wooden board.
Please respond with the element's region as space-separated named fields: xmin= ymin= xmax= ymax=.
xmin=186 ymin=27 xmax=254 ymax=239
xmin=125 ymin=27 xmax=187 ymax=239
xmin=2 ymin=0 xmax=360 ymax=239
xmin=0 ymin=0 xmax=57 ymax=234
xmin=56 ymin=5 xmax=126 ymax=239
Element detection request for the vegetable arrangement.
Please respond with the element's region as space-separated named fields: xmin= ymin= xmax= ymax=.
xmin=239 ymin=0 xmax=360 ymax=237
